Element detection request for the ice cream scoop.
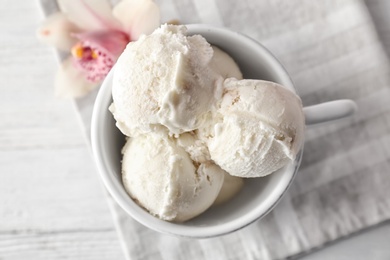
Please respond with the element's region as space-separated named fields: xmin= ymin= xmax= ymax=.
xmin=121 ymin=133 xmax=224 ymax=222
xmin=110 ymin=24 xmax=227 ymax=136
xmin=204 ymin=78 xmax=305 ymax=178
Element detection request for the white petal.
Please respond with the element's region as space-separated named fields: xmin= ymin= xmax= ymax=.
xmin=37 ymin=12 xmax=81 ymax=51
xmin=113 ymin=0 xmax=160 ymax=40
xmin=55 ymin=57 xmax=99 ymax=98
xmin=58 ymin=0 xmax=122 ymax=31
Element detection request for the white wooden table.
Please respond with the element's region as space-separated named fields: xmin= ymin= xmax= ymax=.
xmin=0 ymin=1 xmax=124 ymax=259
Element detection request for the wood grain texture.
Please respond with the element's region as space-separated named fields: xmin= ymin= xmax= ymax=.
xmin=0 ymin=231 xmax=121 ymax=260
xmin=0 ymin=0 xmax=124 ymax=259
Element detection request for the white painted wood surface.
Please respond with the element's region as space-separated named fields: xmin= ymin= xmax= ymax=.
xmin=0 ymin=0 xmax=124 ymax=259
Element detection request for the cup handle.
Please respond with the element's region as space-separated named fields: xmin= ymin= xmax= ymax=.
xmin=303 ymin=99 xmax=357 ymax=125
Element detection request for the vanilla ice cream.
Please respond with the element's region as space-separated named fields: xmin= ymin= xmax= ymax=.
xmin=111 ymin=25 xmax=226 ymax=136
xmin=213 ymin=172 xmax=244 ymax=206
xmin=176 ymin=132 xmax=244 ymax=205
xmin=111 ymin=24 xmax=305 ymax=222
xmin=204 ymin=79 xmax=305 ymax=178
xmin=121 ymin=133 xmax=224 ymax=222
xmin=210 ymin=46 xmax=243 ymax=80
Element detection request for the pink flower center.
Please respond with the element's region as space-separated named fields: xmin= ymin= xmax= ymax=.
xmin=72 ymin=44 xmax=98 ymax=60
xmin=70 ymin=31 xmax=129 ymax=83
xmin=71 ymin=42 xmax=115 ymax=82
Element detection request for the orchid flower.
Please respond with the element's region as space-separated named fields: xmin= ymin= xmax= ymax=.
xmin=37 ymin=0 xmax=160 ymax=98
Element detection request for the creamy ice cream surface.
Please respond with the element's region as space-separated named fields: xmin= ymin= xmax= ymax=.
xmin=204 ymin=79 xmax=305 ymax=178
xmin=111 ymin=25 xmax=227 ymax=136
xmin=122 ymin=133 xmax=224 ymax=222
xmin=213 ymin=172 xmax=244 ymax=206
xmin=210 ymin=46 xmax=243 ymax=80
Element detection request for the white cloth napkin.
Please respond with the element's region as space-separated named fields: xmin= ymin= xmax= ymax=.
xmin=38 ymin=0 xmax=390 ymax=259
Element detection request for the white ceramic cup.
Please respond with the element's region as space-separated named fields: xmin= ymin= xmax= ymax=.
xmin=91 ymin=24 xmax=357 ymax=238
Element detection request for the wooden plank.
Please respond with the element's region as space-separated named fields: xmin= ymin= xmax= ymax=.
xmin=0 ymin=231 xmax=123 ymax=260
xmin=0 ymin=0 xmax=124 ymax=258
